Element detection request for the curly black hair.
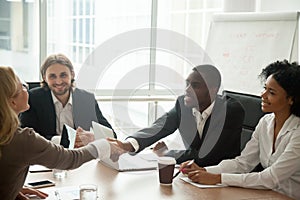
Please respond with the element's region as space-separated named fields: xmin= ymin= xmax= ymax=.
xmin=259 ymin=59 xmax=300 ymax=117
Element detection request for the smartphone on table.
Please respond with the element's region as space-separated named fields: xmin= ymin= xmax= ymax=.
xmin=25 ymin=180 xmax=55 ymax=189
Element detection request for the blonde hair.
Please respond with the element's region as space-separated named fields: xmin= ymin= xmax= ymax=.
xmin=0 ymin=66 xmax=20 ymax=152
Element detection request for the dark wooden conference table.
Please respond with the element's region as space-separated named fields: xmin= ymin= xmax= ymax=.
xmin=26 ymin=160 xmax=293 ymax=200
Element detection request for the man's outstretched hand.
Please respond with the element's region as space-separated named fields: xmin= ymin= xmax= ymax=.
xmin=75 ymin=126 xmax=95 ymax=148
xmin=107 ymin=138 xmax=133 ymax=161
xmin=152 ymin=141 xmax=168 ymax=156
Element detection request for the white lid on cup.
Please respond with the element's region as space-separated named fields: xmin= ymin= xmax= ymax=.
xmin=158 ymin=157 xmax=176 ymax=165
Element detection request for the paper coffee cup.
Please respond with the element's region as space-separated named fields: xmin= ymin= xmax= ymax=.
xmin=158 ymin=157 xmax=176 ymax=185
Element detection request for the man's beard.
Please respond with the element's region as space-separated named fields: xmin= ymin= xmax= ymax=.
xmin=50 ymin=85 xmax=71 ymax=96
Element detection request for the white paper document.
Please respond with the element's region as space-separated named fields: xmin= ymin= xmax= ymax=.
xmin=34 ymin=186 xmax=79 ymax=200
xmin=100 ymin=153 xmax=157 ymax=172
xmin=29 ymin=165 xmax=52 ymax=173
xmin=92 ymin=121 xmax=114 ymax=140
xmin=137 ymin=151 xmax=159 ymax=161
xmin=180 ymin=176 xmax=225 ymax=188
xmin=64 ymin=124 xmax=76 ymax=149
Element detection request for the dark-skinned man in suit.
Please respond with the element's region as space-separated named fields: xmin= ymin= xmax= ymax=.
xmin=108 ymin=64 xmax=245 ymax=166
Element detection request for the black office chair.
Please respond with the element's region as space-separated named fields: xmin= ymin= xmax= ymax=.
xmin=223 ymin=90 xmax=266 ymax=151
xmin=27 ymin=82 xmax=41 ymax=90
xmin=224 ymin=90 xmax=266 ymax=172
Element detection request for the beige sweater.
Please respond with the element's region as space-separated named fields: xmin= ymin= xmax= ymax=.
xmin=0 ymin=127 xmax=104 ymax=200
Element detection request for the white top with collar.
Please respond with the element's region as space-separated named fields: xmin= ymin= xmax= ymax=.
xmin=51 ymin=91 xmax=74 ymax=135
xmin=206 ymin=113 xmax=300 ymax=199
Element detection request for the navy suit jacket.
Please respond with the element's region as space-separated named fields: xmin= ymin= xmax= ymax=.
xmin=129 ymin=95 xmax=245 ymax=167
xmin=20 ymin=87 xmax=116 ymax=140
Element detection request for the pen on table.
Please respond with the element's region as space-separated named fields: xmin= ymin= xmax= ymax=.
xmin=173 ymin=170 xmax=181 ymax=179
xmin=186 ymin=159 xmax=195 ymax=166
xmin=54 ymin=190 xmax=61 ymax=200
xmin=173 ymin=159 xmax=194 ymax=179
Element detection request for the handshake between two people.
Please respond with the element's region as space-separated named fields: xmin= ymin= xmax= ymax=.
xmin=74 ymin=129 xmax=221 ymax=185
xmin=105 ymin=138 xmax=171 ymax=162
xmin=75 ymin=129 xmax=221 ymax=185
xmin=74 ymin=127 xmax=171 ymax=161
xmin=106 ymin=138 xmax=133 ymax=162
xmin=73 ymin=128 xmax=131 ymax=162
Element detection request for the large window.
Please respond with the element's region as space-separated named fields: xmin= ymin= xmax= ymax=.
xmin=47 ymin=0 xmax=97 ymax=70
xmin=0 ymin=0 xmax=39 ymax=81
xmin=1 ymin=0 xmax=223 ymax=138
xmin=45 ymin=0 xmax=222 ymax=95
xmin=46 ymin=0 xmax=152 ymax=76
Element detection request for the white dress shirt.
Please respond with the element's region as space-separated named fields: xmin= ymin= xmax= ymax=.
xmin=205 ymin=113 xmax=300 ymax=199
xmin=192 ymin=101 xmax=214 ymax=139
xmin=51 ymin=91 xmax=74 ymax=135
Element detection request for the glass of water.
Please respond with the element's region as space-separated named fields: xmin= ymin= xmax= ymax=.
xmin=80 ymin=184 xmax=97 ymax=200
xmin=53 ymin=169 xmax=67 ymax=179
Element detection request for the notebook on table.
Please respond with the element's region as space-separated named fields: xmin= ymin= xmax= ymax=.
xmin=100 ymin=153 xmax=157 ymax=172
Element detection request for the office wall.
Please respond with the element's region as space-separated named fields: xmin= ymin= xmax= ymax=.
xmin=223 ymin=0 xmax=300 ymax=12
xmin=259 ymin=0 xmax=300 ymax=12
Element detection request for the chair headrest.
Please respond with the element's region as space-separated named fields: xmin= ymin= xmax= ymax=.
xmin=224 ymin=90 xmax=265 ymax=129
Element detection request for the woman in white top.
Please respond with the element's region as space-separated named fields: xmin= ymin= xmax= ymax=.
xmin=180 ymin=60 xmax=300 ymax=199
